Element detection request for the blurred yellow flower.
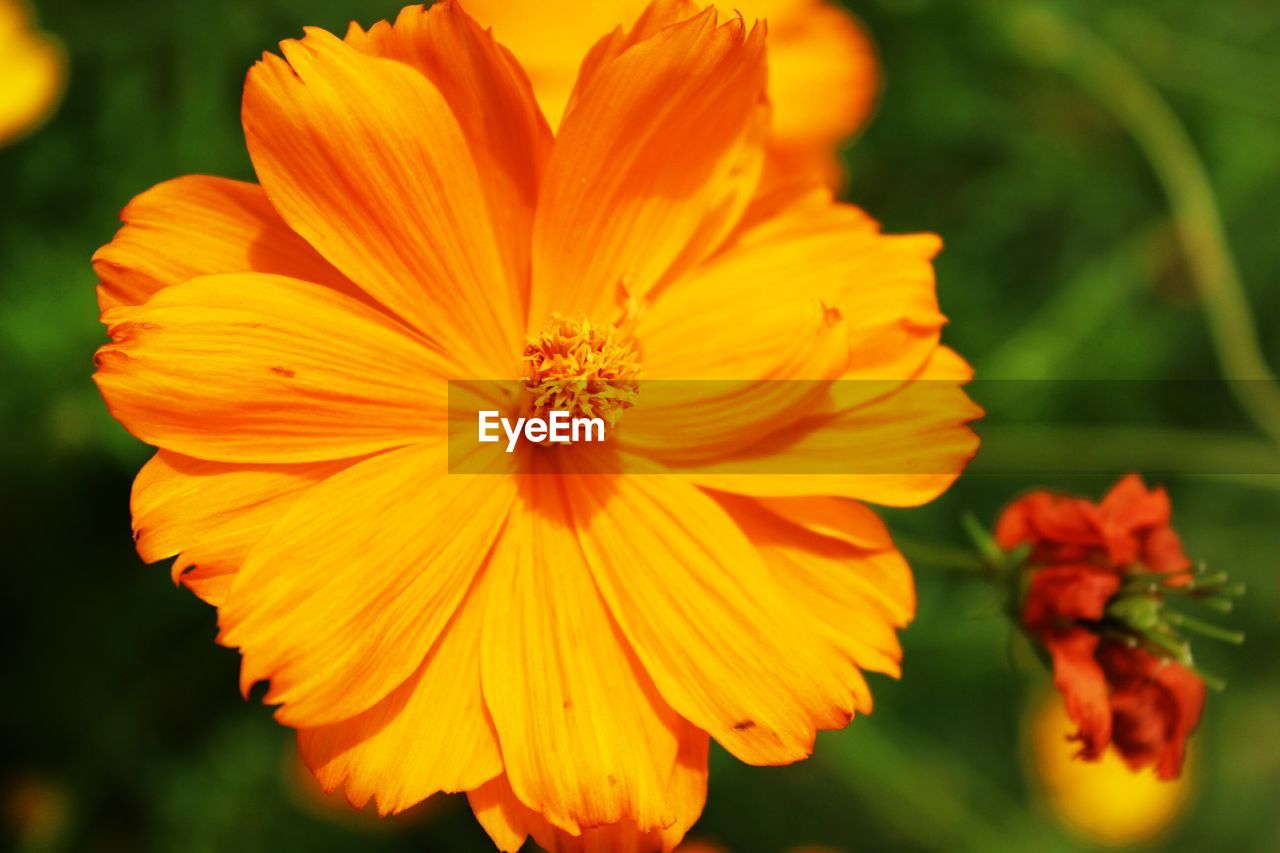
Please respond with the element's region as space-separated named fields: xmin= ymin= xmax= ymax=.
xmin=1027 ymin=689 xmax=1193 ymax=846
xmin=0 ymin=0 xmax=65 ymax=145
xmin=461 ymin=0 xmax=878 ymax=187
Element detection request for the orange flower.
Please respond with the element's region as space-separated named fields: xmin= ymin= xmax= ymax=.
xmin=0 ymin=0 xmax=65 ymax=145
xmin=461 ymin=0 xmax=879 ymax=188
xmin=92 ymin=3 xmax=978 ymax=850
xmin=997 ymin=475 xmax=1206 ymax=780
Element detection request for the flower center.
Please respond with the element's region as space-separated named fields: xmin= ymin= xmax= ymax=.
xmin=523 ymin=314 xmax=640 ymax=428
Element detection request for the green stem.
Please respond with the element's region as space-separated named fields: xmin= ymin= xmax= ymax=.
xmin=979 ymin=220 xmax=1160 ymax=379
xmin=1000 ymin=3 xmax=1280 ymax=445
xmin=893 ymin=534 xmax=990 ymax=575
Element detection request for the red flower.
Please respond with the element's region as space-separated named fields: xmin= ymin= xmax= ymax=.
xmin=996 ymin=474 xmax=1191 ymax=573
xmin=997 ymin=475 xmax=1205 ymax=779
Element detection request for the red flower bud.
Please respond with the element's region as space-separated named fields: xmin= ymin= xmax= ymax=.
xmin=996 ymin=475 xmax=1206 ymax=779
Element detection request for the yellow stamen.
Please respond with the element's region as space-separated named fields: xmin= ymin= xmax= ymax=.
xmin=523 ymin=314 xmax=640 ymax=428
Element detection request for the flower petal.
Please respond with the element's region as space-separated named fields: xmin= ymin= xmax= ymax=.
xmin=94 ymin=273 xmax=444 ymax=464
xmin=1022 ymin=564 xmax=1122 ymax=629
xmin=530 ymin=8 xmax=767 ymax=324
xmin=131 ymin=450 xmax=354 ymax=604
xmin=92 ymin=176 xmax=357 ymax=312
xmin=566 ymin=464 xmax=865 ymax=764
xmin=480 ymin=474 xmax=681 ymax=834
xmin=1044 ymin=628 xmax=1112 ymax=760
xmin=714 ymin=491 xmax=911 ymax=679
xmin=469 ymin=721 xmax=708 ymax=853
xmin=1149 ymin=660 xmax=1205 ymax=779
xmin=454 ymin=0 xmax=640 ymax=129
xmin=344 ymin=1 xmax=553 ymax=297
xmin=297 ymin=575 xmax=502 ymax=814
xmin=744 ymin=495 xmax=894 ymax=551
xmin=243 ymin=28 xmax=522 ymax=374
xmin=469 ymin=778 xmax=530 ymax=853
xmin=675 ymin=344 xmax=981 ymax=506
xmin=638 ymin=193 xmax=943 ymax=384
xmin=618 ymin=304 xmax=850 ymax=464
xmin=218 ymin=443 xmax=515 ymax=726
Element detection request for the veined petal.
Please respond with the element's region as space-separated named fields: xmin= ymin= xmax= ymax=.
xmin=561 ymin=3 xmax=769 ymax=282
xmin=469 ymin=774 xmax=532 ymax=853
xmin=715 ymin=492 xmax=913 ymax=679
xmin=742 ymin=495 xmax=894 ymax=552
xmin=469 ymin=721 xmax=708 ymax=853
xmin=680 ymin=346 xmax=981 ymax=506
xmin=297 ymin=573 xmax=502 ymax=815
xmin=92 ymin=176 xmax=357 ymax=312
xmin=566 ymin=465 xmax=866 ymax=764
xmin=243 ymin=28 xmax=523 ymax=374
xmin=454 ymin=0 xmax=655 ymax=129
xmin=218 ymin=442 xmax=515 ymax=726
xmin=559 ymin=1 xmax=708 ymax=125
xmin=131 ymin=450 xmax=354 ymax=604
xmin=618 ymin=301 xmax=849 ymax=464
xmin=344 ymin=1 xmax=552 ymax=297
xmin=480 ymin=474 xmax=681 ymax=834
xmin=530 ymin=8 xmax=767 ymax=325
xmin=94 ymin=274 xmax=444 ymax=464
xmin=909 ymin=344 xmax=973 ymax=382
xmin=639 ymin=192 xmax=944 ymax=385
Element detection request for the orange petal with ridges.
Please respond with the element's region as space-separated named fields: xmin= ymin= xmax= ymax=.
xmin=131 ymin=450 xmax=355 ymax=605
xmin=638 ymin=194 xmax=943 ymax=385
xmin=344 ymin=1 xmax=553 ymax=298
xmin=620 ymin=302 xmax=850 ymax=465
xmin=481 ymin=474 xmax=681 ymax=834
xmin=297 ymin=574 xmax=502 ymax=815
xmin=530 ymin=8 xmax=767 ymax=324
xmin=565 ymin=465 xmax=865 ymax=765
xmin=681 ymin=348 xmax=981 ymax=506
xmin=558 ymin=1 xmax=702 ymax=126
xmin=459 ymin=0 xmax=878 ymax=186
xmin=745 ymin=495 xmax=895 ymax=552
xmin=92 ymin=176 xmax=358 ymax=312
xmin=469 ymin=721 xmax=708 ymax=853
xmin=715 ymin=492 xmax=912 ymax=678
xmin=243 ymin=27 xmax=523 ymax=374
xmin=218 ymin=442 xmax=515 ymax=727
xmin=469 ymin=773 xmax=533 ymax=853
xmin=454 ymin=0 xmax=646 ymax=129
xmin=94 ymin=274 xmax=445 ymax=464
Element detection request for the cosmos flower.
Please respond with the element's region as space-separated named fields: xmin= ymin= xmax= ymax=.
xmin=997 ymin=475 xmax=1211 ymax=780
xmin=461 ymin=0 xmax=879 ymax=188
xmin=0 ymin=0 xmax=65 ymax=146
xmin=92 ymin=3 xmax=978 ymax=850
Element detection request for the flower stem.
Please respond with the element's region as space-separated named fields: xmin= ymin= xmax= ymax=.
xmin=1000 ymin=2 xmax=1280 ymax=445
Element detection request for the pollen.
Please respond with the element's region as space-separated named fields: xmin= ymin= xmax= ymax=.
xmin=523 ymin=313 xmax=640 ymax=428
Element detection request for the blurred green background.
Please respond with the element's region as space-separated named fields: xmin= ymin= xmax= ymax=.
xmin=2 ymin=0 xmax=1278 ymax=850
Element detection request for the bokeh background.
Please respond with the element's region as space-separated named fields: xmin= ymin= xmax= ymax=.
xmin=3 ymin=0 xmax=1278 ymax=850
